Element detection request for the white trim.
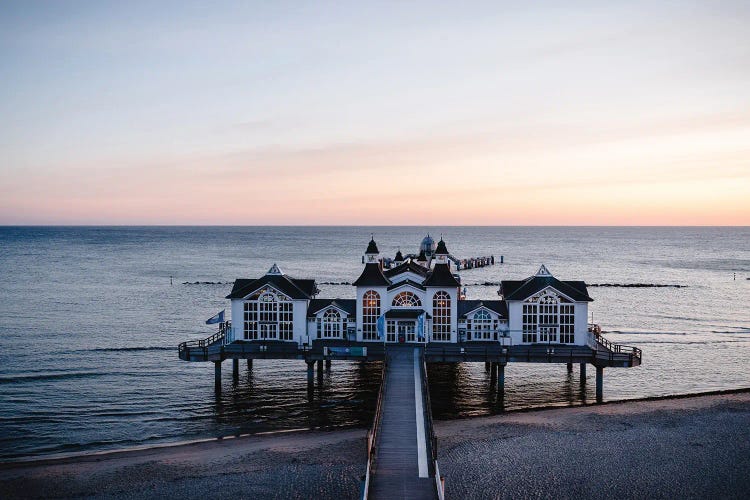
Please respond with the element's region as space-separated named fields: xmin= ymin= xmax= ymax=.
xmin=241 ymin=283 xmax=291 ymax=301
xmin=519 ymin=285 xmax=577 ymax=304
xmin=461 ymin=304 xmax=504 ymax=318
xmin=311 ymin=303 xmax=350 ymax=317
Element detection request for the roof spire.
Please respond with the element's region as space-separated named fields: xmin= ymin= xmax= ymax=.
xmin=365 ymin=236 xmax=379 ymax=255
xmin=267 ymin=263 xmax=283 ymax=275
xmin=535 ymin=264 xmax=552 ymax=277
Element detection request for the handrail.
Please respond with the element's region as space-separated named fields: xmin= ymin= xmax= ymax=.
xmin=420 ymin=349 xmax=444 ymax=499
xmin=589 ymin=327 xmax=642 ymax=362
xmin=362 ymin=356 xmax=388 ymax=499
xmin=178 ymin=322 xmax=230 ymax=355
xmin=420 ymin=349 xmax=438 ymax=464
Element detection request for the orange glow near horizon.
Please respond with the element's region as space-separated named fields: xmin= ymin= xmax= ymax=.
xmin=1 ymin=3 xmax=749 ymax=225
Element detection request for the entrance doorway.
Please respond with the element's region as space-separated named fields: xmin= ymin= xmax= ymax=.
xmin=398 ymin=322 xmax=416 ymax=343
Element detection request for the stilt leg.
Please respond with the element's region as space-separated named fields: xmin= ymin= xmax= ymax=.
xmin=485 ymin=362 xmax=491 ymax=372
xmin=497 ymin=363 xmax=505 ymax=395
xmin=580 ymin=363 xmax=587 ymax=384
xmin=595 ymin=366 xmax=604 ymax=402
xmin=307 ymin=361 xmax=315 ymax=387
xmin=247 ymin=359 xmax=253 ymax=369
xmin=490 ymin=362 xmax=497 ymax=384
xmin=316 ymin=359 xmax=323 ymax=380
xmin=326 ymin=359 xmax=331 ymax=371
xmin=567 ymin=362 xmax=573 ymax=373
xmin=232 ymin=358 xmax=239 ymax=381
xmin=214 ymin=361 xmax=222 ymax=393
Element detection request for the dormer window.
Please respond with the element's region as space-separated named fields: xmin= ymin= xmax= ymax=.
xmin=392 ymin=291 xmax=421 ymax=307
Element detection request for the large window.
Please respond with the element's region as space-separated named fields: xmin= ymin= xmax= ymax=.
xmin=244 ymin=288 xmax=294 ymax=341
xmin=539 ymin=295 xmax=559 ymax=342
xmin=432 ymin=291 xmax=451 ymax=341
xmin=362 ymin=290 xmax=380 ymax=340
xmin=317 ymin=308 xmax=343 ymax=338
xmin=392 ymin=291 xmax=421 ymax=307
xmin=467 ymin=309 xmax=496 ymax=340
xmin=522 ymin=304 xmax=538 ymax=343
xmin=522 ymin=292 xmax=575 ymax=344
xmin=559 ymin=304 xmax=575 ymax=343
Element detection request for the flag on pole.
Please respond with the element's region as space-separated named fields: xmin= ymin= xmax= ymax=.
xmin=417 ymin=312 xmax=425 ymax=341
xmin=376 ymin=314 xmax=385 ymax=340
xmin=206 ymin=309 xmax=225 ymax=325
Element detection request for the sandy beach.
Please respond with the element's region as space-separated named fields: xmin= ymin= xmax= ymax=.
xmin=2 ymin=391 xmax=749 ymax=499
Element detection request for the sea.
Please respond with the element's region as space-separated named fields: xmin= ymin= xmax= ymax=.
xmin=0 ymin=226 xmax=748 ymax=461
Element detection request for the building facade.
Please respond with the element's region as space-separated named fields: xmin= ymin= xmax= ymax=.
xmin=227 ymin=237 xmax=592 ymax=347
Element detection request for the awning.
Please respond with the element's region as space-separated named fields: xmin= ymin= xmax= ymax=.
xmin=384 ymin=309 xmax=431 ymax=320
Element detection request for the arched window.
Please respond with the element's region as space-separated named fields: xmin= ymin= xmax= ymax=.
xmin=318 ymin=308 xmax=343 ymax=338
xmin=243 ymin=287 xmax=294 ymax=341
xmin=392 ymin=291 xmax=421 ymax=307
xmin=362 ymin=290 xmax=380 ymax=340
xmin=432 ymin=291 xmax=451 ymax=341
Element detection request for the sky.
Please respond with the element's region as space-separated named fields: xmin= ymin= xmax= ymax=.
xmin=1 ymin=1 xmax=749 ymax=225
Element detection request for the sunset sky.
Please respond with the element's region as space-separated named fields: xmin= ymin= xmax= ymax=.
xmin=1 ymin=1 xmax=749 ymax=225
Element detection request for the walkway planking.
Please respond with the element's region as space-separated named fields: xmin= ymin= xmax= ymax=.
xmin=369 ymin=346 xmax=436 ymax=500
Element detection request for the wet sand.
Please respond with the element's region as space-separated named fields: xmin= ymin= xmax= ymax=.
xmin=2 ymin=391 xmax=749 ymax=499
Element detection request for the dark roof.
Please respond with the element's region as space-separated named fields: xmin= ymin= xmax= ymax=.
xmin=423 ymin=263 xmax=461 ymax=288
xmin=387 ymin=279 xmax=426 ymax=291
xmin=385 ymin=309 xmax=431 ymax=319
xmin=384 ymin=260 xmax=429 ymax=278
xmin=435 ymin=239 xmax=448 ymax=255
xmin=308 ymin=299 xmax=356 ymax=317
xmin=417 ymin=249 xmax=427 ymax=261
xmin=458 ymin=300 xmax=507 ymax=318
xmin=395 ymin=249 xmax=404 ymax=261
xmin=501 ymin=276 xmax=593 ymax=302
xmin=366 ymin=238 xmax=379 ymax=254
xmin=352 ymin=263 xmax=391 ymax=287
xmin=227 ymin=274 xmax=318 ymax=300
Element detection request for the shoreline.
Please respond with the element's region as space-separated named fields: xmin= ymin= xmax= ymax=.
xmin=3 ymin=386 xmax=750 ymax=467
xmin=1 ymin=390 xmax=749 ymax=499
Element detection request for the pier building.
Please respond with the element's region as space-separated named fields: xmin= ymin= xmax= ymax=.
xmin=178 ymin=236 xmax=641 ymax=499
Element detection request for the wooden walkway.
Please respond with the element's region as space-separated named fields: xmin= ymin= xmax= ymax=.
xmin=369 ymin=346 xmax=436 ymax=500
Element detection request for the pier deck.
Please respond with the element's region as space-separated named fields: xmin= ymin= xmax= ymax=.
xmin=368 ymin=346 xmax=437 ymax=499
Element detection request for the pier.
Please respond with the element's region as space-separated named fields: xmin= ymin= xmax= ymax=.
xmin=178 ymin=237 xmax=643 ymax=497
xmin=179 ymin=324 xmax=640 ymax=498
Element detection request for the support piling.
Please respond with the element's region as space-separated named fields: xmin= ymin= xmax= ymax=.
xmin=580 ymin=362 xmax=587 ymax=382
xmin=325 ymin=359 xmax=331 ymax=370
xmin=567 ymin=362 xmax=573 ymax=373
xmin=306 ymin=360 xmax=315 ymax=387
xmin=595 ymin=366 xmax=604 ymax=402
xmin=497 ymin=363 xmax=506 ymax=394
xmin=232 ymin=358 xmax=239 ymax=381
xmin=214 ymin=361 xmax=222 ymax=393
xmin=247 ymin=359 xmax=253 ymax=370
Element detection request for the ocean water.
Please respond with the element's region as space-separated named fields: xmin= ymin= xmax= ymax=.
xmin=0 ymin=226 xmax=748 ymax=461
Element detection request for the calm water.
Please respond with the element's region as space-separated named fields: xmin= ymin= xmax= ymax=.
xmin=0 ymin=226 xmax=748 ymax=461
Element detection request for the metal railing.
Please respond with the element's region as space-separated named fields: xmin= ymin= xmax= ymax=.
xmin=362 ymin=357 xmax=388 ymax=500
xmin=177 ymin=322 xmax=230 ymax=358
xmin=586 ymin=324 xmax=642 ymax=363
xmin=420 ymin=349 xmax=445 ymax=499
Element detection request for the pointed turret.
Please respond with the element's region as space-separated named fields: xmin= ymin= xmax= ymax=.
xmin=424 ymin=238 xmax=460 ymax=288
xmin=364 ymin=236 xmax=380 ymax=264
xmin=353 ymin=237 xmax=390 ymax=286
xmin=434 ymin=238 xmax=449 ymax=265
